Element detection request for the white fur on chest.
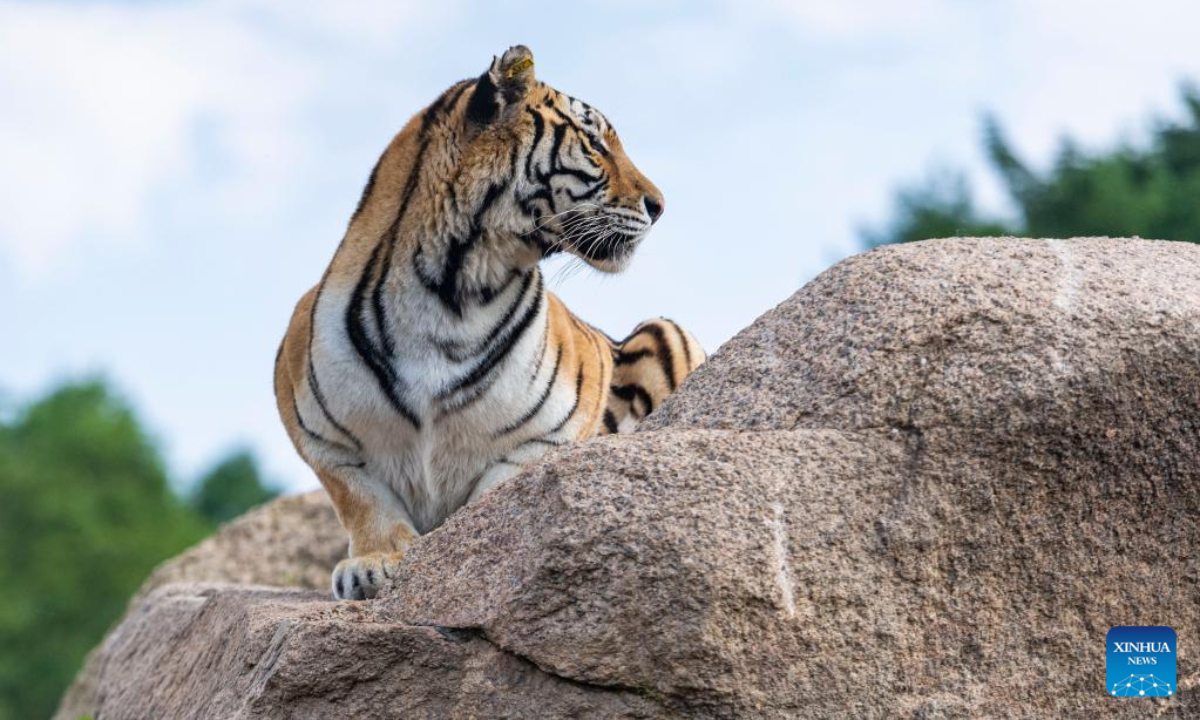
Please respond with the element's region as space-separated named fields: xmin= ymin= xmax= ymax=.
xmin=302 ymin=271 xmax=560 ymax=533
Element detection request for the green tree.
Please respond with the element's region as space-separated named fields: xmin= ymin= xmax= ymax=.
xmin=0 ymin=381 xmax=211 ymax=720
xmin=865 ymin=86 xmax=1200 ymax=247
xmin=861 ymin=169 xmax=1012 ymax=247
xmin=191 ymin=450 xmax=277 ymax=525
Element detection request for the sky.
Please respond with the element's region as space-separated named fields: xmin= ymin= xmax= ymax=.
xmin=5 ymin=0 xmax=1200 ymax=492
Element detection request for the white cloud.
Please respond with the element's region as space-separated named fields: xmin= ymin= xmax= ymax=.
xmin=761 ymin=0 xmax=1200 ymax=216
xmin=0 ymin=0 xmax=454 ymax=281
xmin=221 ymin=0 xmax=459 ymax=48
xmin=765 ymin=0 xmax=960 ymax=45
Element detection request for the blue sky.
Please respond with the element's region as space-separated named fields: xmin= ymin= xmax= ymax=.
xmin=5 ymin=0 xmax=1200 ymax=492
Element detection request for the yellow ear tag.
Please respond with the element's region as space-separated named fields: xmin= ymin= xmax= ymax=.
xmin=505 ymin=57 xmax=534 ymax=78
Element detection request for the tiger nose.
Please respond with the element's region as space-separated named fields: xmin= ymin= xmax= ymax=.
xmin=642 ymin=194 xmax=664 ymax=224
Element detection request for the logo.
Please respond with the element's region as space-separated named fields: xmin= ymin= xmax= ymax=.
xmin=1107 ymin=626 xmax=1176 ymax=697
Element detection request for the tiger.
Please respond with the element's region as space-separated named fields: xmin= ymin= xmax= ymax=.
xmin=274 ymin=45 xmax=704 ymax=600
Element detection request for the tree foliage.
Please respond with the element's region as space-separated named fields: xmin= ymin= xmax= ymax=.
xmin=191 ymin=450 xmax=277 ymax=525
xmin=860 ymin=170 xmax=1011 ymax=247
xmin=0 ymin=380 xmax=277 ymax=719
xmin=865 ymin=86 xmax=1200 ymax=247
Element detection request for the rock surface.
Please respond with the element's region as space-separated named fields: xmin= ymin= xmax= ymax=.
xmin=387 ymin=429 xmax=906 ymax=717
xmin=134 ymin=489 xmax=346 ymax=600
xmin=60 ymin=238 xmax=1200 ymax=718
xmin=87 ymin=584 xmax=660 ymax=720
xmin=646 ymin=236 xmax=1200 ymax=441
xmin=55 ymin=491 xmax=346 ymax=720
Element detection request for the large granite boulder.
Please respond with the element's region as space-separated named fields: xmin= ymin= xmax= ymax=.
xmin=59 ymin=238 xmax=1200 ymax=718
xmin=387 ymin=429 xmax=907 ymax=717
xmin=84 ymin=584 xmax=659 ymax=719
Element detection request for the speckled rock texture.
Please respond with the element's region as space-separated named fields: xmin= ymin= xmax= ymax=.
xmin=83 ymin=584 xmax=660 ymax=720
xmin=54 ymin=491 xmax=347 ymax=720
xmin=57 ymin=238 xmax=1200 ymax=718
xmin=385 ymin=429 xmax=908 ymax=717
xmin=134 ymin=489 xmax=346 ymax=599
xmin=647 ymin=237 xmax=1200 ymax=440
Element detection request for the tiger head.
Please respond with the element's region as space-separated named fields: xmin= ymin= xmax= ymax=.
xmin=450 ymin=45 xmax=665 ymax=273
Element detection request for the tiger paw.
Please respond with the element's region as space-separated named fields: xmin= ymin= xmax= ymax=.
xmin=331 ymin=552 xmax=404 ymax=601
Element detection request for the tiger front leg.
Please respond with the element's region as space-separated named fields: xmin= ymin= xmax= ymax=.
xmin=332 ymin=546 xmax=413 ymax=601
xmin=318 ymin=468 xmax=420 ymax=600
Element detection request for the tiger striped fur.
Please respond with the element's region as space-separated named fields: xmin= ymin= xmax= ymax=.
xmin=274 ymin=46 xmax=703 ymax=600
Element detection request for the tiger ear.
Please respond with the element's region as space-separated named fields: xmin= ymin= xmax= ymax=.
xmin=465 ymin=45 xmax=536 ymax=126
